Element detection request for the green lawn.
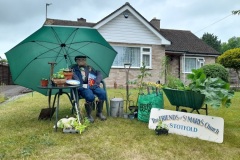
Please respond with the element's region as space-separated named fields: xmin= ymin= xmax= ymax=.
xmin=0 ymin=88 xmax=239 ymax=160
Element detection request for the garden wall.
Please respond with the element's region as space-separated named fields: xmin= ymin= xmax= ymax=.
xmin=0 ymin=63 xmax=13 ymax=85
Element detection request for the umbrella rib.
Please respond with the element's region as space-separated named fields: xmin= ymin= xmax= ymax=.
xmin=66 ymin=42 xmax=109 ymax=77
xmin=14 ymin=39 xmax=116 ymax=81
xmin=88 ymin=57 xmax=108 ymax=77
xmin=50 ymin=27 xmax=79 ymax=66
xmin=50 ymin=27 xmax=63 ymax=45
xmin=13 ymin=41 xmax=65 ymax=81
xmin=7 ymin=26 xmax=117 ymax=95
xmin=49 ymin=26 xmax=71 ymax=64
xmin=63 ymin=28 xmax=79 ymax=65
xmin=49 ymin=28 xmax=70 ymax=65
xmin=32 ymin=41 xmax=66 ymax=63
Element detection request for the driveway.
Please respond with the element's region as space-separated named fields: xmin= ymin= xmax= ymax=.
xmin=0 ymin=85 xmax=32 ymax=98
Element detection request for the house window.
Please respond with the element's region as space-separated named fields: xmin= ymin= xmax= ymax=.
xmin=112 ymin=46 xmax=151 ymax=68
xmin=182 ymin=57 xmax=205 ymax=73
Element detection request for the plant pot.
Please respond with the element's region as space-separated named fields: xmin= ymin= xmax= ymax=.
xmin=155 ymin=127 xmax=169 ymax=135
xmin=128 ymin=113 xmax=135 ymax=120
xmin=123 ymin=113 xmax=128 ymax=119
xmin=52 ymin=78 xmax=66 ymax=87
xmin=63 ymin=128 xmax=79 ymax=134
xmin=129 ymin=106 xmax=138 ymax=118
xmin=40 ymin=79 xmax=48 ymax=87
xmin=63 ymin=71 xmax=73 ymax=80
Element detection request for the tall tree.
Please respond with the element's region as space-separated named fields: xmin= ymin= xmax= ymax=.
xmin=232 ymin=10 xmax=240 ymax=15
xmin=201 ymin=32 xmax=221 ymax=52
xmin=221 ymin=36 xmax=240 ymax=53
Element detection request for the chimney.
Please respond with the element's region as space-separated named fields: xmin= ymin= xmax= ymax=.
xmin=150 ymin=17 xmax=160 ymax=30
xmin=77 ymin=18 xmax=86 ymax=23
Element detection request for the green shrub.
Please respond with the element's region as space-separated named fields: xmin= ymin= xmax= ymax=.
xmin=201 ymin=63 xmax=229 ymax=82
xmin=218 ymin=48 xmax=240 ymax=69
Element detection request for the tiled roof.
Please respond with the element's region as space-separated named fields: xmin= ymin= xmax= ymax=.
xmin=159 ymin=29 xmax=219 ymax=55
xmin=44 ymin=18 xmax=95 ymax=27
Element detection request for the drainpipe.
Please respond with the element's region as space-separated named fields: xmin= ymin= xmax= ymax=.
xmin=0 ymin=57 xmax=2 ymax=84
xmin=183 ymin=53 xmax=186 ymax=83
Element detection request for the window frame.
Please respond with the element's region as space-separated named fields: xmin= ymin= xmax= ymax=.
xmin=141 ymin=47 xmax=152 ymax=68
xmin=182 ymin=56 xmax=205 ymax=73
xmin=111 ymin=45 xmax=152 ymax=69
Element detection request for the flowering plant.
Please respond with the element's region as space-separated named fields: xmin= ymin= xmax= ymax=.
xmin=156 ymin=120 xmax=168 ymax=130
xmin=57 ymin=117 xmax=90 ymax=134
xmin=142 ymin=82 xmax=162 ymax=89
xmin=155 ymin=120 xmax=169 ymax=135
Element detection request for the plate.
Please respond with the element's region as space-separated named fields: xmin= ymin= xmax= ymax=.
xmin=66 ymin=80 xmax=80 ymax=86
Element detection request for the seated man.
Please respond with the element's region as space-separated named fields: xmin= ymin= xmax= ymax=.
xmin=72 ymin=55 xmax=107 ymax=122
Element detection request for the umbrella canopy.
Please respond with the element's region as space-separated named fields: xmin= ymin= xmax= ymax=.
xmin=5 ymin=25 xmax=117 ymax=95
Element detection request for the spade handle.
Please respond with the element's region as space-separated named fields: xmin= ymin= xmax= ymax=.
xmin=48 ymin=62 xmax=56 ymax=80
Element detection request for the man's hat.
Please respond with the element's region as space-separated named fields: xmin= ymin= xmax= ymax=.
xmin=75 ymin=55 xmax=87 ymax=61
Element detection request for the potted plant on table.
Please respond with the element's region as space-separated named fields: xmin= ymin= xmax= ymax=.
xmin=62 ymin=68 xmax=73 ymax=80
xmin=40 ymin=78 xmax=48 ymax=87
xmin=52 ymin=69 xmax=67 ymax=87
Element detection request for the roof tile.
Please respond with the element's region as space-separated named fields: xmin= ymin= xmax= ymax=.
xmin=159 ymin=29 xmax=219 ymax=55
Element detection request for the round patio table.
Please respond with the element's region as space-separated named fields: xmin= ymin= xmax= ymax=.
xmin=38 ymin=84 xmax=81 ymax=131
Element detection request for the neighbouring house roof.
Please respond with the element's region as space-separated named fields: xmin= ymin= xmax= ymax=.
xmin=159 ymin=29 xmax=220 ymax=55
xmin=44 ymin=18 xmax=95 ymax=27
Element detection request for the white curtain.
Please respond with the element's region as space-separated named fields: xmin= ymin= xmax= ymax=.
xmin=185 ymin=58 xmax=196 ymax=72
xmin=112 ymin=46 xmax=140 ymax=67
xmin=142 ymin=54 xmax=150 ymax=66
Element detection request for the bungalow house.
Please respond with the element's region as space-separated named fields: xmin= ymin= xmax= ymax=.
xmin=44 ymin=2 xmax=219 ymax=87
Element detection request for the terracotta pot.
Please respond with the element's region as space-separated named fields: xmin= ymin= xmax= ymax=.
xmin=52 ymin=78 xmax=66 ymax=87
xmin=63 ymin=71 xmax=73 ymax=80
xmin=40 ymin=79 xmax=48 ymax=87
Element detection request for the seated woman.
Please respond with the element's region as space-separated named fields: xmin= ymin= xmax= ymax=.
xmin=72 ymin=55 xmax=107 ymax=123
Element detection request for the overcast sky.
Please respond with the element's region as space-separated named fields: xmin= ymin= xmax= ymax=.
xmin=1 ymin=0 xmax=239 ymax=59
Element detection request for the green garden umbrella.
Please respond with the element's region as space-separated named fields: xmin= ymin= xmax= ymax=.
xmin=5 ymin=25 xmax=117 ymax=95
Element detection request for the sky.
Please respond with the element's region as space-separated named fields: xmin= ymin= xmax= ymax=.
xmin=0 ymin=0 xmax=240 ymax=59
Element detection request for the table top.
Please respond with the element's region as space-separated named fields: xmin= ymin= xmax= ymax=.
xmin=38 ymin=84 xmax=81 ymax=89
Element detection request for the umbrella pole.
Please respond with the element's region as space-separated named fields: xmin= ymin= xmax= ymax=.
xmin=64 ymin=54 xmax=69 ymax=69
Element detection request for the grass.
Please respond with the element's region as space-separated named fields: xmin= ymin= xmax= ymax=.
xmin=0 ymin=84 xmax=6 ymax=103
xmin=0 ymin=88 xmax=240 ymax=160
